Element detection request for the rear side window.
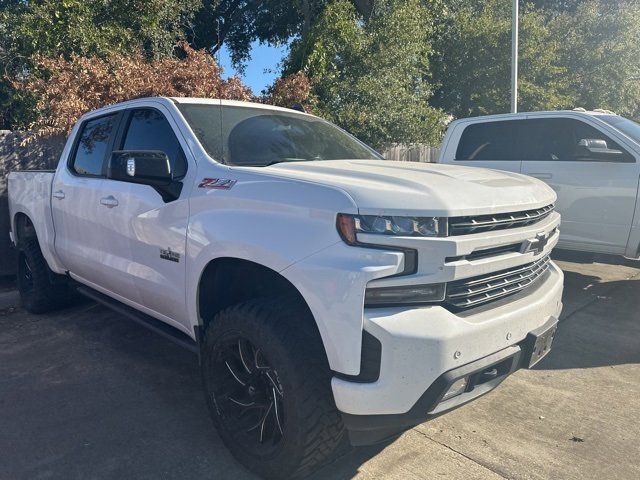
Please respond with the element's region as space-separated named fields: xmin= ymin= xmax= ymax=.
xmin=520 ymin=118 xmax=634 ymax=163
xmin=456 ymin=121 xmax=520 ymax=161
xmin=71 ymin=114 xmax=118 ymax=176
xmin=122 ymin=109 xmax=187 ymax=178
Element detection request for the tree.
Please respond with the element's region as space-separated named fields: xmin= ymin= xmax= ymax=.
xmin=280 ymin=0 xmax=446 ymax=150
xmin=188 ymin=1 xmax=316 ymax=67
xmin=551 ymin=0 xmax=640 ymax=119
xmin=186 ymin=1 xmax=389 ymax=70
xmin=429 ymin=0 xmax=570 ymax=119
xmin=13 ymin=44 xmax=251 ymax=138
xmin=0 ymin=0 xmax=200 ymax=129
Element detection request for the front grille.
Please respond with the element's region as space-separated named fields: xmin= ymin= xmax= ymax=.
xmin=445 ymin=255 xmax=551 ymax=310
xmin=448 ymin=204 xmax=554 ymax=236
xmin=446 ymin=242 xmax=522 ymax=263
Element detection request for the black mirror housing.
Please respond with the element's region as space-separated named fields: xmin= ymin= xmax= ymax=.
xmin=108 ymin=150 xmax=173 ymax=185
xmin=108 ymin=150 xmax=182 ymax=201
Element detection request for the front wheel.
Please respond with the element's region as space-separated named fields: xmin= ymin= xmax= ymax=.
xmin=201 ymin=297 xmax=345 ymax=479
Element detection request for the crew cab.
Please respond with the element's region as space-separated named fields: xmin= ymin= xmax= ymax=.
xmin=9 ymin=97 xmax=563 ymax=479
xmin=439 ymin=110 xmax=640 ymax=259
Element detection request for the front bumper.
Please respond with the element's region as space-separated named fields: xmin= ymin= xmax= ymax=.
xmin=332 ymin=261 xmax=564 ymax=445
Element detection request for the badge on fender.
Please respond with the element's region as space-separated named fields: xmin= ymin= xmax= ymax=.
xmin=198 ymin=178 xmax=237 ymax=189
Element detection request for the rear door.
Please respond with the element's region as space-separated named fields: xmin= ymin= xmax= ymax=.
xmin=448 ymin=119 xmax=523 ymax=174
xmin=520 ymin=116 xmax=639 ymax=253
xmin=52 ymin=112 xmax=123 ymax=284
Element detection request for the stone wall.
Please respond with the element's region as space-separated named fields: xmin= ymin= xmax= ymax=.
xmin=0 ymin=131 xmax=66 ymax=275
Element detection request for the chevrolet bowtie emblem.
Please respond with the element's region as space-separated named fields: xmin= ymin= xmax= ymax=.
xmin=520 ymin=232 xmax=549 ymax=255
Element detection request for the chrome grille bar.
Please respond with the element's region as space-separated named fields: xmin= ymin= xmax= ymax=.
xmin=445 ymin=256 xmax=551 ymax=309
xmin=449 ymin=204 xmax=554 ymax=236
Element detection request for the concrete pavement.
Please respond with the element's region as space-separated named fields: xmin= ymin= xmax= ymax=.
xmin=1 ymin=251 xmax=639 ymax=479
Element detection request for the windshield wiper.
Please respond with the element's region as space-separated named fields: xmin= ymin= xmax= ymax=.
xmin=263 ymin=158 xmax=316 ymax=167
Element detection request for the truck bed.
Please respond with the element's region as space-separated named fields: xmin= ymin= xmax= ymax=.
xmin=8 ymin=171 xmax=60 ymax=272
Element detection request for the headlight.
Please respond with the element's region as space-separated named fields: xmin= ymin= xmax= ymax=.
xmin=337 ymin=213 xmax=446 ymax=245
xmin=365 ymin=283 xmax=446 ymax=306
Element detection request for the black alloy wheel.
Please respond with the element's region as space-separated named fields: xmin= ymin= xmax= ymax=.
xmin=201 ymin=297 xmax=346 ymax=479
xmin=211 ymin=336 xmax=285 ymax=453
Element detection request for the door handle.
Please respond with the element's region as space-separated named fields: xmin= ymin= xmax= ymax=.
xmin=52 ymin=190 xmax=65 ymax=200
xmin=528 ymin=173 xmax=553 ymax=180
xmin=100 ymin=196 xmax=119 ymax=208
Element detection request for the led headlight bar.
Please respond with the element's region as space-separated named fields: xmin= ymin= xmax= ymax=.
xmin=337 ymin=213 xmax=447 ymax=245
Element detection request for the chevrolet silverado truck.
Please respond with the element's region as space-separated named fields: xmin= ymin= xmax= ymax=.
xmin=8 ymin=97 xmax=564 ymax=479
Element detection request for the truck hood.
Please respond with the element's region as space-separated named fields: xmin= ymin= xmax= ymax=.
xmin=264 ymin=160 xmax=556 ymax=216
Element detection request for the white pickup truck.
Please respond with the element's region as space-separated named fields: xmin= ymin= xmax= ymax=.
xmin=9 ymin=97 xmax=563 ymax=479
xmin=439 ymin=110 xmax=640 ymax=259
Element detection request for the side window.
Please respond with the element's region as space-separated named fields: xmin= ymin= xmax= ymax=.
xmin=121 ymin=109 xmax=188 ymax=178
xmin=456 ymin=121 xmax=520 ymax=161
xmin=520 ymin=118 xmax=634 ymax=163
xmin=71 ymin=114 xmax=118 ymax=176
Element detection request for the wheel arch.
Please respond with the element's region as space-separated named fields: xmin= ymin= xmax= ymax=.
xmin=196 ymin=257 xmax=319 ymax=337
xmin=13 ymin=212 xmax=38 ymax=247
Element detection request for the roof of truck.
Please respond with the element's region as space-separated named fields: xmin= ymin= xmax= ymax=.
xmin=78 ymin=96 xmax=314 ymax=122
xmin=170 ymin=97 xmax=315 ymax=116
xmin=448 ymin=109 xmax=620 ymax=125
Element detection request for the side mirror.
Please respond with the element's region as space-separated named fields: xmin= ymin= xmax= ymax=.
xmin=108 ymin=150 xmax=182 ymax=201
xmin=577 ymin=138 xmax=623 ymax=158
xmin=108 ymin=150 xmax=172 ymax=185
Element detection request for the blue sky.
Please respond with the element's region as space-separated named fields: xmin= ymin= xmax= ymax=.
xmin=217 ymin=41 xmax=289 ymax=95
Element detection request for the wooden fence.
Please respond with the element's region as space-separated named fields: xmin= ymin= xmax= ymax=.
xmin=383 ymin=144 xmax=441 ymax=163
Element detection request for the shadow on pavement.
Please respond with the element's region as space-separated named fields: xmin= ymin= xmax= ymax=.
xmin=552 ymin=249 xmax=639 ymax=268
xmin=536 ymin=273 xmax=640 ymax=371
xmin=0 ymin=303 xmax=396 ymax=480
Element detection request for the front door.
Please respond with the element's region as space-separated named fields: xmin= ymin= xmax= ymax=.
xmin=97 ymin=106 xmax=193 ymax=331
xmin=520 ymin=117 xmax=639 ymax=254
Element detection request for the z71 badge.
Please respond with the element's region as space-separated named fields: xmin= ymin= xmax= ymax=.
xmin=198 ymin=178 xmax=237 ymax=189
xmin=160 ymin=248 xmax=180 ymax=263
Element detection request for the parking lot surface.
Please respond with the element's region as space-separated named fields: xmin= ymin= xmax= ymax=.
xmin=1 ymin=251 xmax=639 ymax=480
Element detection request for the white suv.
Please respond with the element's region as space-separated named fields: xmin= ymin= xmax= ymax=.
xmin=439 ymin=110 xmax=640 ymax=259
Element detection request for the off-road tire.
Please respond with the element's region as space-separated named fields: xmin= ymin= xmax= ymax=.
xmin=17 ymin=237 xmax=77 ymax=313
xmin=201 ymin=296 xmax=346 ymax=479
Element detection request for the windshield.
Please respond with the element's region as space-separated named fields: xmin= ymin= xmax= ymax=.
xmin=177 ymin=103 xmax=382 ymax=166
xmin=599 ymin=115 xmax=640 ymax=144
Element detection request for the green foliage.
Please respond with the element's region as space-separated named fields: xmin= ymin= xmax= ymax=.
xmin=188 ymin=1 xmax=315 ymax=67
xmin=0 ymin=0 xmax=200 ymax=128
xmin=284 ymin=0 xmax=446 ymax=150
xmin=429 ymin=0 xmax=570 ymax=118
xmin=551 ymin=0 xmax=640 ymax=119
xmin=0 ymin=0 xmax=200 ymax=59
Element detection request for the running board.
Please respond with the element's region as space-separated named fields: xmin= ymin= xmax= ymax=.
xmin=75 ymin=285 xmax=199 ymax=354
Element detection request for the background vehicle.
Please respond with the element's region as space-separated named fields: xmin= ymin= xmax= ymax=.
xmin=439 ymin=110 xmax=640 ymax=259
xmin=9 ymin=97 xmax=563 ymax=479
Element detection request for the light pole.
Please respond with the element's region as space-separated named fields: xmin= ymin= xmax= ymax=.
xmin=511 ymin=0 xmax=519 ymax=113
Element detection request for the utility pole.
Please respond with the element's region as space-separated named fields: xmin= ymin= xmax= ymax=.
xmin=511 ymin=0 xmax=519 ymax=113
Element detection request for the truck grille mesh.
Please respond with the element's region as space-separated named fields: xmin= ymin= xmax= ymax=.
xmin=448 ymin=204 xmax=554 ymax=236
xmin=445 ymin=255 xmax=551 ymax=310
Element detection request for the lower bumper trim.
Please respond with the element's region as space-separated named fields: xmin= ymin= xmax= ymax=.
xmin=341 ymin=316 xmax=560 ymax=448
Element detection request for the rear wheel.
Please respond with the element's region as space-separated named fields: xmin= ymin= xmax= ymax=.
xmin=17 ymin=237 xmax=77 ymax=313
xmin=201 ymin=297 xmax=345 ymax=479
